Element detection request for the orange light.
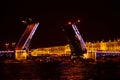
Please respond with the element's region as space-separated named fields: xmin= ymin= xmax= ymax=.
xmin=77 ymin=20 xmax=80 ymax=23
xmin=68 ymin=21 xmax=72 ymax=24
xmin=22 ymin=20 xmax=27 ymax=24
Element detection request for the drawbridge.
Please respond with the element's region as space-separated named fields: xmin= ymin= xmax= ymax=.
xmin=62 ymin=21 xmax=87 ymax=58
xmin=14 ymin=19 xmax=87 ymax=60
xmin=15 ymin=21 xmax=39 ymax=60
xmin=2 ymin=19 xmax=120 ymax=61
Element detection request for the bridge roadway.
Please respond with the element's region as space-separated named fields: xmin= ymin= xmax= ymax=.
xmin=0 ymin=51 xmax=14 ymax=58
xmin=87 ymin=50 xmax=120 ymax=57
xmin=84 ymin=50 xmax=120 ymax=61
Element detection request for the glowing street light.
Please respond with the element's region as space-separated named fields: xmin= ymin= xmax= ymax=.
xmin=22 ymin=20 xmax=27 ymax=24
xmin=68 ymin=21 xmax=72 ymax=24
xmin=77 ymin=19 xmax=80 ymax=23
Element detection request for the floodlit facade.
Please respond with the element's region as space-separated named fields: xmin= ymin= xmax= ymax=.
xmin=86 ymin=39 xmax=120 ymax=52
xmin=30 ymin=44 xmax=71 ymax=56
xmin=30 ymin=39 xmax=120 ymax=56
xmin=15 ymin=50 xmax=27 ymax=60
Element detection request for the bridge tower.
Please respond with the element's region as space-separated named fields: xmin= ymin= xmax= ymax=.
xmin=62 ymin=20 xmax=87 ymax=58
xmin=15 ymin=20 xmax=39 ymax=60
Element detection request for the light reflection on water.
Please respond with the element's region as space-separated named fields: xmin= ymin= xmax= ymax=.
xmin=0 ymin=58 xmax=120 ymax=80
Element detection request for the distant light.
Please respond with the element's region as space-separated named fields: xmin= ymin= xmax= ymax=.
xmin=22 ymin=20 xmax=27 ymax=24
xmin=28 ymin=18 xmax=32 ymax=22
xmin=77 ymin=20 xmax=80 ymax=23
xmin=68 ymin=21 xmax=72 ymax=24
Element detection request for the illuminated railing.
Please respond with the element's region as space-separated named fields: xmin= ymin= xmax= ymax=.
xmin=0 ymin=51 xmax=14 ymax=58
xmin=0 ymin=51 xmax=14 ymax=53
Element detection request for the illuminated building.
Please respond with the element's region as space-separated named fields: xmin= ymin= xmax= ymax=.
xmin=30 ymin=39 xmax=120 ymax=57
xmin=30 ymin=44 xmax=71 ymax=57
xmin=86 ymin=39 xmax=120 ymax=52
xmin=2 ymin=39 xmax=120 ymax=60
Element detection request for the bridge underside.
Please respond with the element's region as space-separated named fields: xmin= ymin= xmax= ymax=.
xmin=62 ymin=23 xmax=87 ymax=57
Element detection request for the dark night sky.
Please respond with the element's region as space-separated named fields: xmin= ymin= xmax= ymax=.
xmin=0 ymin=1 xmax=120 ymax=48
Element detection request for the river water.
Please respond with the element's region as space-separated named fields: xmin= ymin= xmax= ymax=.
xmin=0 ymin=57 xmax=120 ymax=80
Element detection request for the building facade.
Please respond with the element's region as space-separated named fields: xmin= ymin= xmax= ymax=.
xmin=86 ymin=39 xmax=120 ymax=52
xmin=30 ymin=44 xmax=71 ymax=56
xmin=30 ymin=39 xmax=120 ymax=56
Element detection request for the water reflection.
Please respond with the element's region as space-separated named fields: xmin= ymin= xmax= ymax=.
xmin=0 ymin=57 xmax=120 ymax=80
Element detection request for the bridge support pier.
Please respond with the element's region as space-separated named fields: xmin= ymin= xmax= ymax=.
xmin=15 ymin=50 xmax=27 ymax=61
